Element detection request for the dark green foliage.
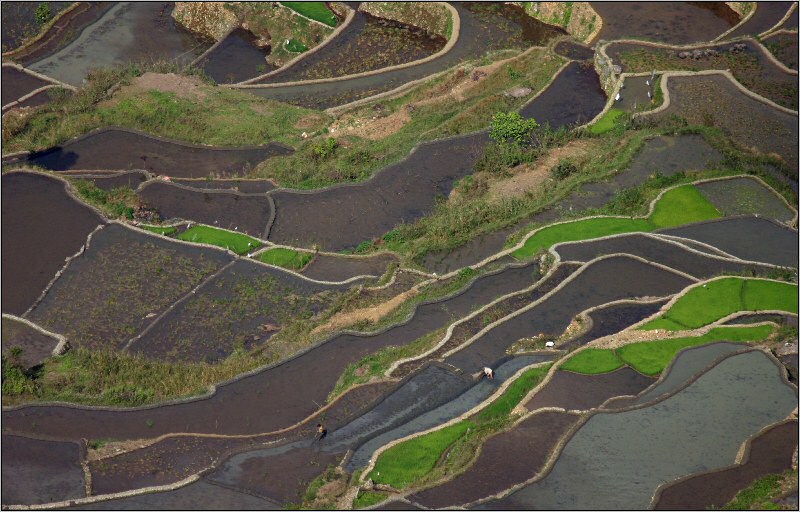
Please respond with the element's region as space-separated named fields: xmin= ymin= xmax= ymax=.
xmin=550 ymin=159 xmax=578 ymax=180
xmin=35 ymin=2 xmax=51 ymax=25
xmin=489 ymin=111 xmax=540 ymax=147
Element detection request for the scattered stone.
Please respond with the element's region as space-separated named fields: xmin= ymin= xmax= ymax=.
xmin=677 ymin=51 xmax=691 ymax=59
xmin=692 ymin=49 xmax=704 ymax=59
xmin=611 ymin=64 xmax=622 ymax=75
xmin=505 ymin=87 xmax=533 ymax=98
xmin=777 ymin=342 xmax=799 ymax=357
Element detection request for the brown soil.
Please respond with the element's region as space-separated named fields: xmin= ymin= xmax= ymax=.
xmin=487 ymin=139 xmax=596 ymax=201
xmin=311 ymin=286 xmax=421 ymax=335
xmin=102 ymin=72 xmax=208 ymax=108
xmin=294 ymin=113 xmax=328 ymax=130
xmin=335 ymin=108 xmax=412 ymax=141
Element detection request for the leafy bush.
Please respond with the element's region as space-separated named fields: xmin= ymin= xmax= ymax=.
xmin=489 ymin=112 xmax=540 ymax=147
xmin=312 ymin=137 xmax=338 ymax=160
xmin=35 ymin=2 xmax=51 ymax=25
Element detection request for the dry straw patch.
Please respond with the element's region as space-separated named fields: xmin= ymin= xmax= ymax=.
xmin=310 ymin=288 xmax=420 ymax=335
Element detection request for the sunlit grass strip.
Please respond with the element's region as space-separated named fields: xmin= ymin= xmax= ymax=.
xmin=177 ymin=225 xmax=261 ymax=254
xmin=281 ymin=2 xmax=338 ymax=26
xmin=560 ymin=324 xmax=775 ymax=376
xmin=642 ymin=278 xmax=798 ymax=331
xmin=257 ymin=247 xmax=313 ymax=270
xmin=589 ymin=107 xmax=625 ymax=134
xmin=511 ymin=184 xmax=721 ymax=259
xmin=139 ymin=224 xmax=177 ymax=236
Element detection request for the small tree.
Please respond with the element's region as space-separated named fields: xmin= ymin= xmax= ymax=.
xmin=489 ymin=111 xmax=540 ymax=147
xmin=35 ymin=2 xmax=52 ymax=25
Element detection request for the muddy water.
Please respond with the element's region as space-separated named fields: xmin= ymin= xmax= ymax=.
xmin=695 ymin=177 xmax=795 ymax=223
xmin=1 ymin=317 xmax=60 ymax=369
xmin=6 ymin=127 xmax=293 ymax=176
xmin=198 ymin=28 xmax=275 ymax=85
xmin=590 ymin=2 xmax=738 ymax=45
xmin=560 ymin=300 xmax=668 ymax=350
xmin=300 ymin=252 xmax=397 ymax=281
xmin=2 ymin=262 xmax=539 ymax=440
xmin=658 ymin=216 xmax=798 ymax=268
xmin=171 ymin=178 xmax=276 ymax=194
xmin=1 ymin=435 xmax=85 ymax=506
xmin=616 ymin=74 xmax=660 ymax=113
xmin=526 ymin=367 xmax=655 ymax=412
xmin=423 ymin=133 xmax=721 ymax=274
xmin=723 ymin=2 xmax=794 ymax=39
xmin=444 ymin=256 xmax=694 ymax=373
xmin=2 ymin=172 xmax=104 ymax=315
xmin=482 ymin=350 xmax=797 ymax=510
xmin=243 ymin=3 xmax=565 ymax=109
xmin=1 ymin=66 xmax=53 ymax=106
xmin=28 ymin=2 xmax=212 ymax=86
xmin=1 ymin=1 xmax=70 ymax=51
xmin=344 ymin=355 xmax=554 ymax=471
xmin=68 ymin=171 xmax=150 ymax=191
xmin=554 ymin=233 xmax=775 ymax=279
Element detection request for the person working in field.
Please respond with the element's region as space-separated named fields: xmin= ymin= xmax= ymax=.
xmin=314 ymin=423 xmax=328 ymax=442
xmin=483 ymin=366 xmax=495 ymax=379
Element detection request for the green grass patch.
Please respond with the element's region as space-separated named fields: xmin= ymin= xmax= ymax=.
xmin=284 ymin=38 xmax=308 ymax=53
xmin=722 ymin=469 xmax=796 ymax=510
xmin=511 ymin=184 xmax=721 ymax=259
xmin=281 ymin=2 xmax=338 ymax=26
xmin=560 ymin=348 xmax=624 ymax=374
xmin=70 ymin=180 xmax=137 ymax=220
xmin=743 ymin=279 xmax=799 ymax=315
xmin=618 ymin=324 xmax=775 ymax=375
xmin=476 ymin=363 xmax=552 ymax=422
xmin=642 ymin=278 xmax=798 ymax=331
xmin=140 ymin=224 xmax=177 ymax=236
xmin=257 ymin=247 xmax=313 ymax=270
xmin=177 ymin=226 xmax=262 ymax=255
xmin=353 ymin=491 xmax=388 ymax=509
xmin=648 ymin=184 xmax=722 ymax=228
xmin=589 ymin=108 xmax=624 ymax=135
xmin=370 ymin=420 xmax=475 ymax=489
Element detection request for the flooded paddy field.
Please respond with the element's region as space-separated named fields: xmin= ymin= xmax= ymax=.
xmin=1 ymin=316 xmax=60 ymax=370
xmin=2 ymin=172 xmax=104 ymax=315
xmin=723 ymin=2 xmax=795 ymax=39
xmin=299 ymin=252 xmax=397 ymax=282
xmin=197 ymin=28 xmax=275 ymax=85
xmin=1 ymin=65 xmax=55 ymax=107
xmin=560 ymin=299 xmax=669 ymax=350
xmin=589 ymin=2 xmax=739 ymax=44
xmin=5 ymin=127 xmax=293 ymax=176
xmin=763 ymin=31 xmax=799 ymax=70
xmin=1 ymin=1 xmax=71 ymax=52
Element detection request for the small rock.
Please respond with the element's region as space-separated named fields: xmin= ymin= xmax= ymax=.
xmin=777 ymin=342 xmax=799 ymax=357
xmin=677 ymin=51 xmax=690 ymax=59
xmin=504 ymin=87 xmax=533 ymax=98
xmin=472 ymin=69 xmax=487 ymax=81
xmin=692 ymin=49 xmax=703 ymax=59
xmin=611 ymin=64 xmax=622 ymax=75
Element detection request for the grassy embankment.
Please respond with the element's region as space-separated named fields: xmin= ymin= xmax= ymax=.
xmin=177 ymin=225 xmax=262 ymax=255
xmin=511 ymin=183 xmax=722 ymax=259
xmin=280 ymin=2 xmax=338 ymax=27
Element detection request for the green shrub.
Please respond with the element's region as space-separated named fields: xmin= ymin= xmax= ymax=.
xmin=312 ymin=137 xmax=338 ymax=160
xmin=551 ymin=159 xmax=578 ymax=180
xmin=35 ymin=2 xmax=51 ymax=25
xmin=489 ymin=111 xmax=540 ymax=147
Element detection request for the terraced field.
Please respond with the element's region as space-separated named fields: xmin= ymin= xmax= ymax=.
xmin=2 ymin=2 xmax=797 ymax=510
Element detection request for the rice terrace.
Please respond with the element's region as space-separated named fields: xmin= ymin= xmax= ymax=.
xmin=2 ymin=1 xmax=799 ymax=510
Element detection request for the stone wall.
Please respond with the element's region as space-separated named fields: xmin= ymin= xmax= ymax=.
xmin=357 ymin=2 xmax=451 ymax=38
xmin=172 ymin=2 xmax=238 ymax=42
xmin=515 ymin=2 xmax=600 ymax=43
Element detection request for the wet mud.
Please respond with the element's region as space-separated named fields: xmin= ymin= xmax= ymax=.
xmin=654 ymin=420 xmax=799 ymax=509
xmin=1 ymin=316 xmax=60 ymax=369
xmin=1 ymin=1 xmax=71 ymax=51
xmin=2 ymin=65 xmax=54 ymax=106
xmin=3 ymin=262 xmax=539 ymax=441
xmin=300 ymin=252 xmax=397 ymax=282
xmin=554 ymin=232 xmax=775 ymax=279
xmin=422 ymin=134 xmax=721 ymax=274
xmin=262 ymin=11 xmax=445 ymax=83
xmin=763 ymin=32 xmax=798 ymax=70
xmin=137 ymin=181 xmax=273 ymax=237
xmin=2 ymin=172 xmax=104 ymax=315
xmin=482 ymin=350 xmax=798 ymax=510
xmin=652 ymin=74 xmax=798 ymax=171
xmin=444 ymin=256 xmax=694 ymax=374
xmin=10 ymin=85 xmax=69 ymax=110
xmin=525 ymin=367 xmax=655 ymax=412
xmin=268 ymin=132 xmax=488 ymax=251
xmin=198 ymin=28 xmax=275 ymax=85
xmin=615 ymin=74 xmax=660 ymax=113
xmin=553 ymin=40 xmax=594 ymax=60
xmin=724 ymin=2 xmax=794 ymax=39
xmin=28 ymin=2 xmax=212 ymax=86
xmin=347 ymin=355 xmax=554 ymax=472
xmin=26 ymin=223 xmax=231 ymax=352
xmin=243 ymin=3 xmax=564 ymax=109
xmin=695 ymin=177 xmax=795 ymax=222
xmin=658 ymin=216 xmax=798 ymax=268
xmin=590 ymin=2 xmax=738 ymax=45
xmin=6 ymin=127 xmax=293 ymax=177
xmin=560 ymin=299 xmax=668 ymax=351
xmin=2 ymin=434 xmax=85 ymax=506
xmin=410 ymin=411 xmax=580 ymax=509
xmin=127 ymin=259 xmax=347 ymax=363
